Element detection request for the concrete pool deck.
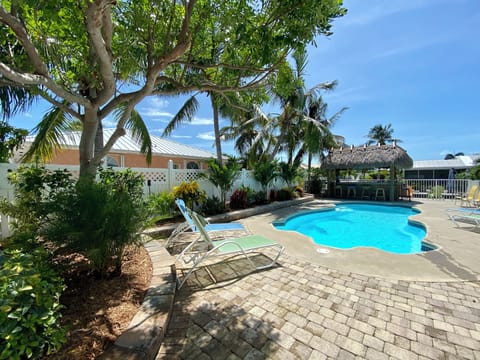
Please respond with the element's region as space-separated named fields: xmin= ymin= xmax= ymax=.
xmin=240 ymin=199 xmax=480 ymax=282
xmin=157 ymin=198 xmax=480 ymax=359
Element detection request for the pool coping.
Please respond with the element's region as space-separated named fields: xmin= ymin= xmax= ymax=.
xmin=240 ymin=198 xmax=480 ymax=282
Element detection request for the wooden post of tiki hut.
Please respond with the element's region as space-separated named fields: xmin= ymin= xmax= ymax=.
xmin=320 ymin=143 xmax=413 ymax=201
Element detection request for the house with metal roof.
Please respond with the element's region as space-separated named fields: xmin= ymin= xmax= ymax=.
xmin=404 ymin=154 xmax=480 ymax=179
xmin=15 ymin=128 xmax=216 ymax=169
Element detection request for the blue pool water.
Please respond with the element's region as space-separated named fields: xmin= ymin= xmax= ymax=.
xmin=274 ymin=203 xmax=428 ymax=254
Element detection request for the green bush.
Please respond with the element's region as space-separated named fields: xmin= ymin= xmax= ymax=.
xmin=199 ymin=196 xmax=226 ymax=216
xmin=229 ymin=189 xmax=249 ymax=209
xmin=47 ymin=168 xmax=148 ymax=276
xmin=0 ymin=248 xmax=66 ymax=359
xmin=428 ymin=185 xmax=444 ymax=199
xmin=146 ymin=191 xmax=177 ymax=220
xmin=254 ymin=190 xmax=267 ymax=205
xmin=172 ymin=180 xmax=206 ymax=210
xmin=0 ymin=166 xmax=75 ymax=241
xmin=277 ymin=188 xmax=293 ymax=201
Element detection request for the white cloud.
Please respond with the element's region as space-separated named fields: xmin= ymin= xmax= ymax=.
xmin=197 ymin=131 xmax=215 ymax=141
xmin=172 ymin=135 xmax=192 ymax=139
xmin=143 ymin=110 xmax=174 ymax=118
xmin=191 ymin=117 xmax=213 ymax=126
xmin=137 ymin=97 xmax=172 ymax=118
xmin=145 ymin=97 xmax=169 ymax=109
xmin=149 ymin=128 xmax=165 ymax=133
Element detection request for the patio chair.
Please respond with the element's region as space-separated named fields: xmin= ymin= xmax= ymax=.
xmin=165 ymin=199 xmax=247 ymax=248
xmin=454 ymin=184 xmax=479 ymax=207
xmin=446 ymin=207 xmax=480 ymax=228
xmin=175 ymin=211 xmax=284 ymax=289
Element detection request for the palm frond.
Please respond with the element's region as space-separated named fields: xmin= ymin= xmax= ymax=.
xmin=305 ymin=80 xmax=338 ymax=98
xmin=0 ymin=86 xmax=38 ymax=120
xmin=124 ymin=108 xmax=153 ymax=165
xmin=22 ymin=106 xmax=72 ymax=163
xmin=162 ymin=95 xmax=199 ymax=137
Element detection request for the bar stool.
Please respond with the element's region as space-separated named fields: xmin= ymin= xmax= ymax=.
xmin=347 ymin=186 xmax=356 ymax=199
xmin=361 ymin=187 xmax=370 ymax=200
xmin=375 ymin=188 xmax=386 ymax=201
xmin=335 ymin=185 xmax=343 ymax=198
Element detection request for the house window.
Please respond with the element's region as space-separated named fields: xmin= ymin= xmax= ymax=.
xmin=186 ymin=161 xmax=199 ymax=169
xmin=105 ymin=156 xmax=118 ymax=167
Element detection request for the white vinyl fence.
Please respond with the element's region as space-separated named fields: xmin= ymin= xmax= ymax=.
xmin=0 ymin=161 xmax=288 ymax=239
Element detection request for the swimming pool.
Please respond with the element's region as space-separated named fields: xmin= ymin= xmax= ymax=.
xmin=273 ymin=203 xmax=430 ymax=254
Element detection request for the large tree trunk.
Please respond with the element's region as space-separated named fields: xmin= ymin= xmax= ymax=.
xmin=79 ymin=109 xmax=100 ymax=179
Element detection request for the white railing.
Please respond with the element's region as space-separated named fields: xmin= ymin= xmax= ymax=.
xmin=404 ymin=179 xmax=478 ymax=200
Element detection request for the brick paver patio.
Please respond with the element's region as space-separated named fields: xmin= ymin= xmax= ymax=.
xmin=158 ymin=250 xmax=480 ymax=359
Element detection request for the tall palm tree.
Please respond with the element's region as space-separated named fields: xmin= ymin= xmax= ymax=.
xmin=298 ymin=96 xmax=347 ymax=179
xmin=268 ymin=48 xmax=345 ymax=166
xmin=366 ymin=124 xmax=397 ymax=145
xmin=220 ymin=104 xmax=277 ymax=169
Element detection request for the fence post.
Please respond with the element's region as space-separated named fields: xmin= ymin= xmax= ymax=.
xmin=167 ymin=160 xmax=174 ymax=190
xmin=1 ymin=214 xmax=10 ymax=239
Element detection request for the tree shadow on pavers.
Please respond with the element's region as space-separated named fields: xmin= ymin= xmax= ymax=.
xmin=160 ymin=261 xmax=287 ymax=359
xmin=423 ymin=249 xmax=480 ymax=280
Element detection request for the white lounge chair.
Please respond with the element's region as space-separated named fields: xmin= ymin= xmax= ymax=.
xmin=165 ymin=199 xmax=247 ymax=247
xmin=175 ymin=211 xmax=284 ymax=289
xmin=446 ymin=207 xmax=480 ymax=228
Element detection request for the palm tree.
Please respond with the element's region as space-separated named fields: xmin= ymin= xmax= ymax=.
xmin=269 ymin=48 xmax=346 ymax=165
xmin=295 ymin=95 xmax=347 ymax=176
xmin=200 ymin=157 xmax=242 ymax=205
xmin=366 ymin=124 xmax=397 ymax=145
xmin=253 ymin=159 xmax=278 ymax=198
xmin=220 ymin=104 xmax=277 ymax=169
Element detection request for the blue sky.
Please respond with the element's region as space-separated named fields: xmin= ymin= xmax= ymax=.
xmin=9 ymin=0 xmax=480 ymax=162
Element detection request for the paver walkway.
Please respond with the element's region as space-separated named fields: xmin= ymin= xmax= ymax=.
xmin=158 ymin=250 xmax=480 ymax=359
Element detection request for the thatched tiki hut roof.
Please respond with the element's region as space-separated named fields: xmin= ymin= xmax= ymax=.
xmin=321 ymin=144 xmax=413 ymax=170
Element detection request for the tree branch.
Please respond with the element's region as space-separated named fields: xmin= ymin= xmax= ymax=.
xmin=172 ymin=60 xmax=273 ymax=72
xmin=0 ymin=62 xmax=90 ymax=107
xmin=0 ymin=6 xmax=48 ymax=76
xmin=145 ymin=0 xmax=196 ymax=91
xmin=38 ymin=91 xmax=83 ymax=121
xmin=85 ymin=0 xmax=116 ymax=106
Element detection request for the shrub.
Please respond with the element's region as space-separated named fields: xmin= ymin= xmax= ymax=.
xmin=0 ymin=166 xmax=75 ymax=240
xmin=254 ymin=190 xmax=267 ymax=205
xmin=172 ymin=180 xmax=206 ymax=210
xmin=0 ymin=248 xmax=66 ymax=359
xmin=199 ymin=196 xmax=226 ymax=216
xmin=294 ymin=185 xmax=304 ymax=197
xmin=56 ymin=169 xmax=147 ymax=276
xmin=253 ymin=160 xmax=278 ymax=195
xmin=229 ymin=189 xmax=249 ymax=209
xmin=428 ymin=185 xmax=444 ymax=199
xmin=201 ymin=157 xmax=241 ymax=205
xmin=146 ymin=191 xmax=177 ymax=219
xmin=2 ymin=167 xmax=148 ymax=277
xmin=277 ymin=188 xmax=293 ymax=201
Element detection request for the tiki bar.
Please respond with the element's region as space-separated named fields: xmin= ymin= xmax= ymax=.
xmin=321 ymin=143 xmax=414 ymax=201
